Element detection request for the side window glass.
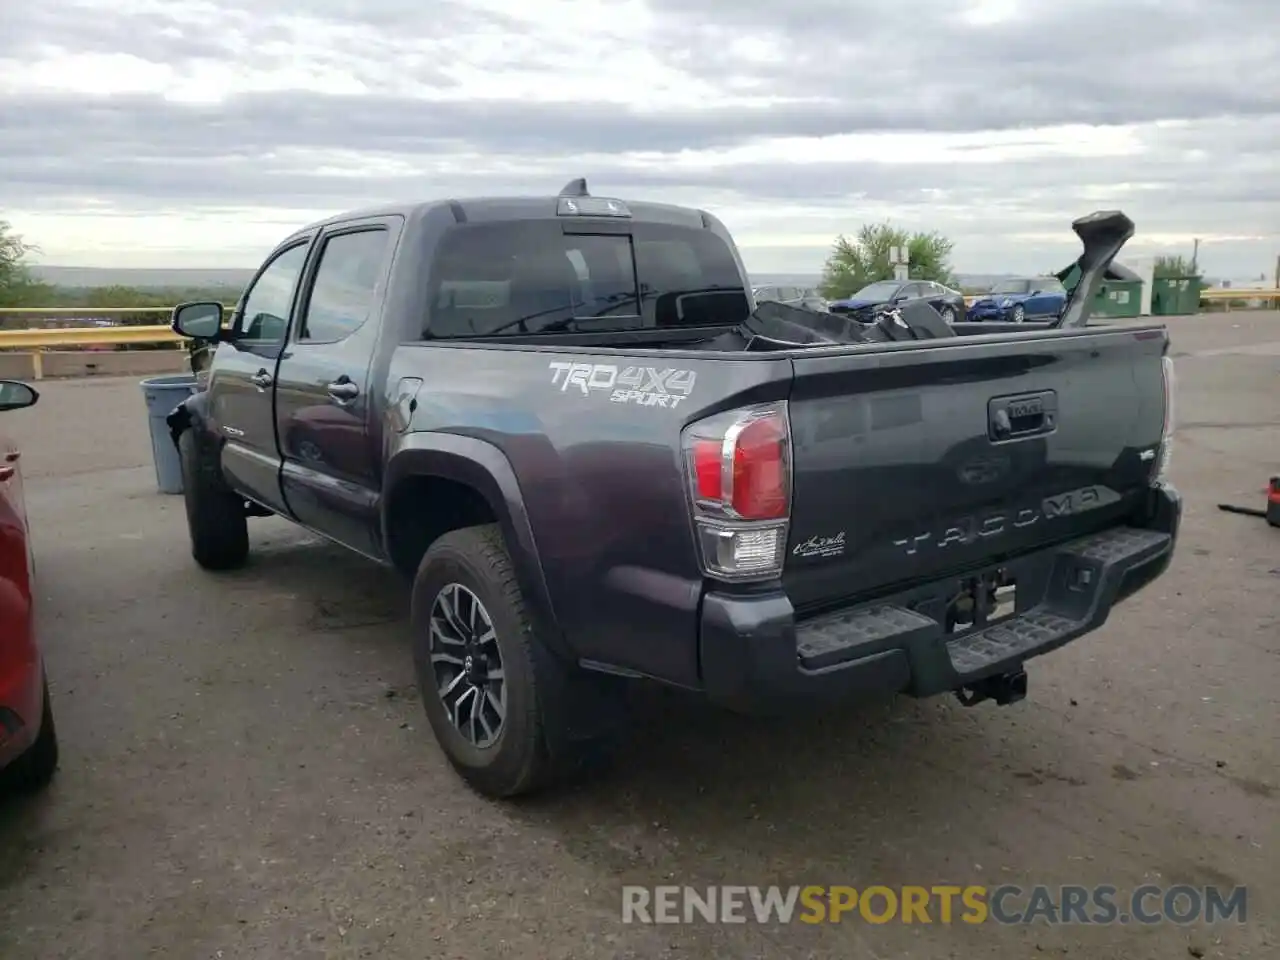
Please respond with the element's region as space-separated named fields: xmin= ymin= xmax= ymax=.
xmin=237 ymin=244 xmax=309 ymax=343
xmin=300 ymin=229 xmax=390 ymax=342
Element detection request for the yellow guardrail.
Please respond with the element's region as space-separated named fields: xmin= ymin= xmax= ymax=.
xmin=1200 ymin=288 xmax=1280 ymax=302
xmin=0 ymin=325 xmax=181 ymax=347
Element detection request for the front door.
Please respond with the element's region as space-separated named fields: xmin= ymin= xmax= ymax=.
xmin=206 ymin=239 xmax=312 ymax=514
xmin=273 ymin=220 xmax=398 ymax=558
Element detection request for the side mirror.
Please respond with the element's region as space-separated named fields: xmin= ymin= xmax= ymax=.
xmin=171 ymin=301 xmax=225 ymax=340
xmin=0 ymin=380 xmax=39 ymax=412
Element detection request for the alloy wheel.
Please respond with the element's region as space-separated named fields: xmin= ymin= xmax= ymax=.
xmin=428 ymin=583 xmax=506 ymax=748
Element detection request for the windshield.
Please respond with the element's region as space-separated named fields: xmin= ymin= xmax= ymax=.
xmin=991 ymin=279 xmax=1031 ymax=294
xmin=422 ymin=220 xmax=750 ymax=338
xmin=850 ymin=281 xmax=902 ymax=300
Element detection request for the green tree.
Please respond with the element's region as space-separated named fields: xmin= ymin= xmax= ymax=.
xmin=820 ymin=223 xmax=957 ymax=300
xmin=1153 ymin=255 xmax=1194 ymax=278
xmin=0 ymin=219 xmax=54 ymax=307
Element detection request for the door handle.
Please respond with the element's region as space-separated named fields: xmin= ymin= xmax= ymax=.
xmin=327 ymin=379 xmax=359 ymax=402
xmin=250 ymin=370 xmax=273 ymax=389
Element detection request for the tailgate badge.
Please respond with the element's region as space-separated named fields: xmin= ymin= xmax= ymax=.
xmin=793 ymin=531 xmax=846 ymax=559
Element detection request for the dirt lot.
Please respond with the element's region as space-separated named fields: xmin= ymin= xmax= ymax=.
xmin=1 ymin=313 xmax=1276 ymax=959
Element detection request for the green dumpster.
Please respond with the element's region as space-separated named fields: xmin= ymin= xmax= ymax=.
xmin=1056 ymin=263 xmax=1144 ymax=319
xmin=1151 ymin=275 xmax=1203 ymax=316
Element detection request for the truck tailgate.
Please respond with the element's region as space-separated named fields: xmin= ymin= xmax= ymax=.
xmin=782 ymin=327 xmax=1169 ymax=613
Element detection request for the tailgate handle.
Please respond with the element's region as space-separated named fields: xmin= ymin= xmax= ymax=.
xmin=989 ymin=391 xmax=1058 ymax=441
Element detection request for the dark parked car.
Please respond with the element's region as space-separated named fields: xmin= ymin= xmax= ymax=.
xmin=0 ymin=380 xmax=58 ymax=796
xmin=164 ymin=185 xmax=1179 ymax=799
xmin=828 ymin=279 xmax=967 ymax=324
xmin=753 ymin=284 xmax=827 ymax=312
xmin=967 ymin=276 xmax=1068 ymax=323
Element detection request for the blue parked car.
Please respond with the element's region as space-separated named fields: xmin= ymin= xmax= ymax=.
xmin=966 ymin=276 xmax=1068 ymax=322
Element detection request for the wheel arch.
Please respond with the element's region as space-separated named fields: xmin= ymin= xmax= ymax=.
xmin=382 ymin=434 xmax=568 ymax=660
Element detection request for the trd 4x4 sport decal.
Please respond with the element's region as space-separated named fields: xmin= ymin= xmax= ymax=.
xmin=548 ymin=361 xmax=697 ymax=409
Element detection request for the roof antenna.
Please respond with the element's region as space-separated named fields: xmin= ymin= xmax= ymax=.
xmin=559 ymin=178 xmax=589 ymax=197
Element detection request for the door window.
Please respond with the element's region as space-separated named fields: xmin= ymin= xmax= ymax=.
xmin=237 ymin=243 xmax=309 ymax=343
xmin=299 ymin=229 xmax=390 ymax=342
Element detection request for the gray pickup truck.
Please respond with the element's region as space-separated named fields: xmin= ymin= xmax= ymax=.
xmin=167 ymin=180 xmax=1180 ymax=798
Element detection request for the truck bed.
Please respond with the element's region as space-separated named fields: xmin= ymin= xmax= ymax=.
xmin=388 ymin=321 xmax=1172 ymax=688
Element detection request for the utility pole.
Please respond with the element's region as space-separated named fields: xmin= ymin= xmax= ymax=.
xmin=1191 ymin=238 xmax=1200 ymax=275
xmin=890 ymin=246 xmax=910 ymax=282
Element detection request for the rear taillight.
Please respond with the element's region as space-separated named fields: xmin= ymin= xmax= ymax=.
xmin=681 ymin=402 xmax=791 ymax=580
xmin=1156 ymin=355 xmax=1176 ymax=480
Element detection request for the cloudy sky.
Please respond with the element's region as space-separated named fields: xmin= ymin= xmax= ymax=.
xmin=1 ymin=0 xmax=1276 ymax=279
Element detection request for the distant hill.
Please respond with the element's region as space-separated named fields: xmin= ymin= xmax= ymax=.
xmin=30 ymin=266 xmax=254 ymax=290
xmin=748 ymin=273 xmax=823 ymax=288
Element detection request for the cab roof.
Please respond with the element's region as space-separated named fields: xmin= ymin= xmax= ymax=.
xmin=286 ymin=179 xmax=715 ymax=241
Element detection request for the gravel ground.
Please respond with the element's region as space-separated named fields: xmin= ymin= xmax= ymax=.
xmin=0 ymin=313 xmax=1276 ymax=960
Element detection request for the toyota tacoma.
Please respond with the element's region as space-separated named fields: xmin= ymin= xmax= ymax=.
xmin=165 ymin=181 xmax=1180 ymax=798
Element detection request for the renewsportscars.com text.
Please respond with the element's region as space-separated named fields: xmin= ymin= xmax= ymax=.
xmin=621 ymin=884 xmax=1248 ymax=926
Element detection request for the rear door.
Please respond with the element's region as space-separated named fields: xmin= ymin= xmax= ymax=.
xmin=922 ymin=282 xmax=947 ymax=311
xmin=899 ymin=282 xmax=926 ymax=303
xmin=273 ymin=217 xmax=400 ymax=557
xmin=1027 ymin=279 xmax=1067 ymax=318
xmin=782 ymin=328 xmax=1168 ymax=612
xmin=207 ymin=239 xmax=312 ymax=513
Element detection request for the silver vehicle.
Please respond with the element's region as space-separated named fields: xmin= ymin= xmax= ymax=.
xmin=753 ymin=284 xmax=828 ymax=312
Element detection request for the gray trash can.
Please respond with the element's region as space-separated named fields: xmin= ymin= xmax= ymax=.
xmin=140 ymin=374 xmax=198 ymax=494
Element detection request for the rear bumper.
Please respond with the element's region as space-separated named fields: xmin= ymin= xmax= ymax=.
xmin=699 ymin=484 xmax=1181 ymax=713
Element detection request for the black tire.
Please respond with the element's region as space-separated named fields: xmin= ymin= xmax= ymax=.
xmin=178 ymin=428 xmax=249 ymax=570
xmin=410 ymin=524 xmax=602 ymax=798
xmin=939 ymin=305 xmax=956 ymax=324
xmin=2 ymin=675 xmax=58 ymax=794
xmin=1011 ymin=304 xmax=1026 ymax=323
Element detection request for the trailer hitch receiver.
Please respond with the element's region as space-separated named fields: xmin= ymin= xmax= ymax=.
xmin=956 ymin=669 xmax=1028 ymax=707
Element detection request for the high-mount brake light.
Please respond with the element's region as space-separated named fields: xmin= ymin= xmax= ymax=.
xmin=681 ymin=402 xmax=792 ymax=581
xmin=1156 ymin=354 xmax=1176 ymax=479
xmin=556 ymin=197 xmax=631 ymax=218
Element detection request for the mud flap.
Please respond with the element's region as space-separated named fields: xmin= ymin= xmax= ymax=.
xmin=531 ymin=639 xmax=628 ymax=766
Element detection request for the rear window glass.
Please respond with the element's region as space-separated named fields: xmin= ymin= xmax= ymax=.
xmin=422 ymin=220 xmax=749 ymax=338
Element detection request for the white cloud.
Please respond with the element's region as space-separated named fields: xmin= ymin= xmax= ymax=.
xmin=0 ymin=0 xmax=1277 ymax=281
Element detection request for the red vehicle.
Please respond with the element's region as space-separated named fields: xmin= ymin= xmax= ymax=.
xmin=0 ymin=379 xmax=57 ymax=794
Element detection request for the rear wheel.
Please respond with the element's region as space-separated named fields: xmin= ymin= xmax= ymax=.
xmin=1011 ymin=304 xmax=1026 ymax=323
xmin=411 ymin=524 xmax=610 ymax=798
xmin=178 ymin=428 xmax=249 ymax=570
xmin=2 ymin=676 xmax=58 ymax=794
